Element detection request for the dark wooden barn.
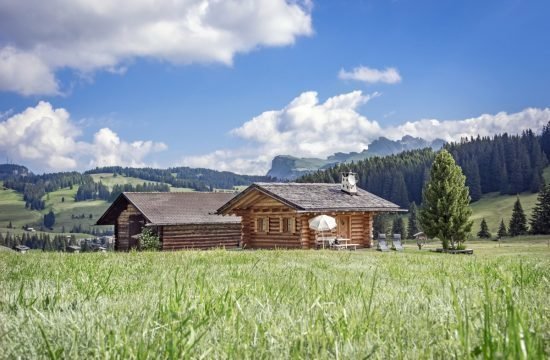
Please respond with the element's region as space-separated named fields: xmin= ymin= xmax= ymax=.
xmin=217 ymin=176 xmax=403 ymax=249
xmin=96 ymin=192 xmax=241 ymax=251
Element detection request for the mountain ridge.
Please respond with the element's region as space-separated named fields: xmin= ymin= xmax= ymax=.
xmin=267 ymin=136 xmax=445 ymax=180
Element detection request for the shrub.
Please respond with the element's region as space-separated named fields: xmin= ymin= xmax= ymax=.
xmin=139 ymin=228 xmax=161 ymax=251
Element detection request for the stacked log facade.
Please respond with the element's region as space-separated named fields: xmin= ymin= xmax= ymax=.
xmin=115 ymin=203 xmax=143 ymax=251
xmin=161 ymin=223 xmax=241 ymax=250
xmin=233 ymin=193 xmax=375 ymax=249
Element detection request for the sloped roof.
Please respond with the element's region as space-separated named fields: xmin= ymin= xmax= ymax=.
xmin=96 ymin=192 xmax=240 ymax=226
xmin=218 ymin=183 xmax=403 ymax=214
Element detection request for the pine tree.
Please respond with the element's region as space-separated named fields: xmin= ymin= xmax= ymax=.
xmin=463 ymin=159 xmax=482 ymax=202
xmin=43 ymin=210 xmax=56 ymax=229
xmin=541 ymin=121 xmax=550 ymax=160
xmin=477 ymin=218 xmax=491 ymax=239
xmin=407 ymin=202 xmax=420 ymax=239
xmin=497 ymin=219 xmax=508 ymax=238
xmin=508 ymin=197 xmax=528 ymax=236
xmin=373 ymin=214 xmax=389 ymax=238
xmin=392 ymin=216 xmax=406 ymax=239
xmin=529 ymin=183 xmax=550 ymax=235
xmin=419 ymin=150 xmax=473 ymax=249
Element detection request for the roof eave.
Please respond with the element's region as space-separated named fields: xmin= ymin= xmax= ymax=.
xmin=296 ymin=207 xmax=407 ymax=213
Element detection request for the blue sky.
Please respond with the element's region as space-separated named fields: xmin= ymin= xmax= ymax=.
xmin=0 ymin=0 xmax=549 ymax=174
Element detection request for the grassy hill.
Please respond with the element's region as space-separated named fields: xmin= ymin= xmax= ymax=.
xmin=90 ymin=172 xmax=194 ymax=192
xmin=0 ymin=172 xmax=197 ymax=238
xmin=0 ymin=181 xmax=110 ymax=237
xmin=470 ymin=192 xmax=538 ymax=234
xmin=470 ymin=166 xmax=550 ymax=235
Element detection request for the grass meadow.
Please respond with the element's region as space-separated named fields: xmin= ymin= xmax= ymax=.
xmin=0 ymin=238 xmax=548 ymax=359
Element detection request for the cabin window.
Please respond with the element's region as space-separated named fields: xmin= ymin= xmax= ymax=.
xmin=256 ymin=217 xmax=268 ymax=233
xmin=281 ymin=217 xmax=295 ymax=233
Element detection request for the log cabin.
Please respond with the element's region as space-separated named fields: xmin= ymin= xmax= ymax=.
xmin=96 ymin=192 xmax=241 ymax=251
xmin=217 ymin=173 xmax=403 ymax=249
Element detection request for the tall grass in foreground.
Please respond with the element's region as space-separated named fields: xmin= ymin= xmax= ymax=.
xmin=0 ymin=242 xmax=548 ymax=359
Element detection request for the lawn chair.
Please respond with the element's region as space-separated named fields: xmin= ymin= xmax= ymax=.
xmin=392 ymin=234 xmax=404 ymax=251
xmin=377 ymin=234 xmax=390 ymax=252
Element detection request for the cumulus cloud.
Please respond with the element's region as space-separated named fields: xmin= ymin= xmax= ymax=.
xmin=339 ymin=66 xmax=402 ymax=84
xmin=89 ymin=128 xmax=167 ymax=168
xmin=389 ymin=109 xmax=550 ymax=142
xmin=0 ymin=0 xmax=313 ymax=95
xmin=181 ymin=90 xmax=550 ymax=175
xmin=0 ymin=102 xmax=166 ymax=172
xmin=182 ymin=90 xmax=383 ymax=174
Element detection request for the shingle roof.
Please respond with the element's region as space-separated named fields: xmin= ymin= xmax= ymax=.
xmin=218 ymin=183 xmax=403 ymax=214
xmin=98 ymin=192 xmax=241 ymax=225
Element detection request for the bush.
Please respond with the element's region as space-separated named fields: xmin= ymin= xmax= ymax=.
xmin=139 ymin=228 xmax=161 ymax=251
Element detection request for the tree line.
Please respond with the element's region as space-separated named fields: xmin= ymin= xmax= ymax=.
xmin=85 ymin=166 xmax=275 ymax=191
xmin=3 ymin=172 xmax=90 ymax=210
xmin=0 ymin=232 xmax=113 ymax=252
xmin=299 ymin=124 xmax=550 ymax=208
xmin=75 ymin=180 xmax=170 ymax=202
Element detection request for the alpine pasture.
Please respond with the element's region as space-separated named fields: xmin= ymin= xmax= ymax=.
xmin=0 ymin=239 xmax=548 ymax=359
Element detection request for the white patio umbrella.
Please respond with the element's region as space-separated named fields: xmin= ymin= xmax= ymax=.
xmin=308 ymin=215 xmax=337 ymax=231
xmin=309 ymin=215 xmax=337 ymax=249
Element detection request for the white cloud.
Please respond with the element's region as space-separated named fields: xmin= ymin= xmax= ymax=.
xmin=389 ymin=108 xmax=550 ymax=142
xmin=0 ymin=0 xmax=313 ymax=95
xmin=181 ymin=90 xmax=550 ymax=175
xmin=0 ymin=102 xmax=166 ymax=172
xmin=89 ymin=128 xmax=167 ymax=168
xmin=182 ymin=90 xmax=383 ymax=174
xmin=339 ymin=66 xmax=402 ymax=84
xmin=0 ymin=47 xmax=60 ymax=95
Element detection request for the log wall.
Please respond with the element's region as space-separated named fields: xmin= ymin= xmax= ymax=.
xmin=115 ymin=203 xmax=142 ymax=251
xmin=236 ymin=204 xmax=375 ymax=249
xmin=161 ymin=223 xmax=241 ymax=251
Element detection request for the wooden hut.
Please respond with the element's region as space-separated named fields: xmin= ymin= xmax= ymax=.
xmin=96 ymin=192 xmax=241 ymax=251
xmin=217 ymin=174 xmax=403 ymax=249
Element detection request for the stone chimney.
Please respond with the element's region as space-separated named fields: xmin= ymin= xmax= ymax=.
xmin=341 ymin=172 xmax=358 ymax=194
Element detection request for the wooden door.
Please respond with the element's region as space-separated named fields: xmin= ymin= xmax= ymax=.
xmin=128 ymin=215 xmax=143 ymax=249
xmin=337 ymin=215 xmax=350 ymax=239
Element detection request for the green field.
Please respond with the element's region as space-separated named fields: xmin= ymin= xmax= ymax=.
xmin=470 ymin=191 xmax=539 ymax=234
xmin=0 ymin=182 xmax=42 ymax=229
xmin=90 ymin=173 xmax=194 ymax=192
xmin=0 ymin=238 xmax=548 ymax=358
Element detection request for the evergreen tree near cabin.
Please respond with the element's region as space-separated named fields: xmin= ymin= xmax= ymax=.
xmin=508 ymin=197 xmax=528 ymax=236
xmin=529 ymin=183 xmax=550 ymax=235
xmin=373 ymin=214 xmax=389 ymax=238
xmin=392 ymin=216 xmax=406 ymax=239
xmin=43 ymin=210 xmax=56 ymax=229
xmin=419 ymin=150 xmax=473 ymax=249
xmin=406 ymin=202 xmax=420 ymax=239
xmin=497 ymin=219 xmax=508 ymax=238
xmin=477 ymin=218 xmax=491 ymax=239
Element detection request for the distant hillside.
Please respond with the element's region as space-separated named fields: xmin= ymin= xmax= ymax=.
xmin=0 ymin=164 xmax=30 ymax=179
xmin=85 ymin=166 xmax=275 ymax=191
xmin=267 ymin=136 xmax=445 ymax=180
xmin=299 ymin=129 xmax=549 ymax=209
